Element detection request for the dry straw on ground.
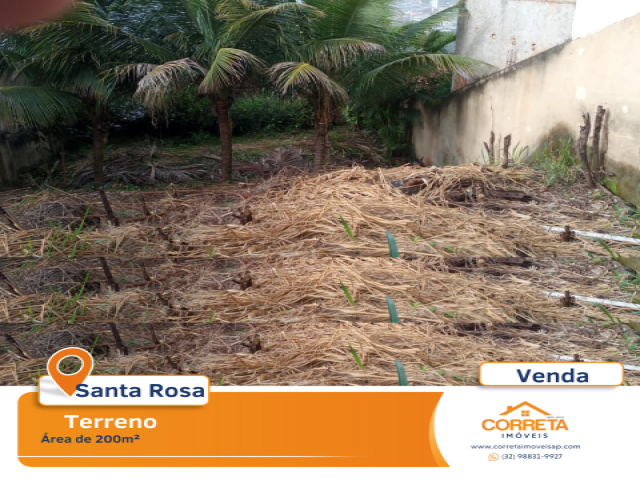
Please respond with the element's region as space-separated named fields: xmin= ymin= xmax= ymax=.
xmin=0 ymin=165 xmax=635 ymax=258
xmin=2 ymin=321 xmax=639 ymax=386
xmin=1 ymin=163 xmax=639 ymax=385
xmin=1 ymin=256 xmax=639 ymax=325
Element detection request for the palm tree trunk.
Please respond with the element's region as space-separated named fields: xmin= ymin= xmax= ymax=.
xmin=315 ymin=110 xmax=329 ymax=170
xmin=92 ymin=112 xmax=105 ymax=187
xmin=61 ymin=140 xmax=67 ymax=185
xmin=0 ymin=146 xmax=10 ymax=185
xmin=212 ymin=98 xmax=233 ymax=182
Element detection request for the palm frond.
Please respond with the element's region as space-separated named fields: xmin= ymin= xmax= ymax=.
xmin=135 ymin=59 xmax=207 ymax=109
xmin=269 ymin=62 xmax=348 ymax=105
xmin=422 ymin=30 xmax=458 ymax=53
xmin=48 ymin=66 xmax=110 ymax=101
xmin=394 ymin=0 xmax=467 ymax=47
xmin=305 ymin=0 xmax=394 ymax=43
xmin=360 ymin=52 xmax=489 ymax=89
xmin=165 ymin=31 xmax=204 ymax=57
xmin=20 ymin=1 xmax=116 ymax=33
xmin=182 ymin=0 xmax=226 ymax=49
xmin=113 ymin=63 xmax=160 ymax=84
xmin=300 ymin=38 xmax=384 ymax=70
xmin=199 ymin=48 xmax=265 ymax=96
xmin=225 ymin=2 xmax=323 ymax=47
xmin=0 ymin=44 xmax=28 ymax=78
xmin=0 ymin=86 xmax=80 ymax=129
xmin=19 ymin=1 xmax=175 ymax=67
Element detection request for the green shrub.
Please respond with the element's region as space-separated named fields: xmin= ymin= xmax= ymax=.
xmin=231 ymin=94 xmax=312 ymax=135
xmin=110 ymin=89 xmax=312 ymax=138
xmin=532 ymin=137 xmax=580 ymax=186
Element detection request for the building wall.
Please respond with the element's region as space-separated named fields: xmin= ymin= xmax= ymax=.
xmin=456 ymin=0 xmax=576 ymax=75
xmin=0 ymin=132 xmax=52 ymax=185
xmin=0 ymin=75 xmax=55 ymax=184
xmin=413 ymin=12 xmax=640 ymax=205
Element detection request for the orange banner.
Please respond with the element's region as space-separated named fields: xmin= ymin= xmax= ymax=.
xmin=18 ymin=391 xmax=447 ymax=467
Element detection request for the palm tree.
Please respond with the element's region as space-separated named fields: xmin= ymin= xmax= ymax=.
xmin=0 ymin=86 xmax=80 ymax=183
xmin=269 ymin=0 xmax=390 ymax=169
xmin=352 ymin=2 xmax=486 ymax=103
xmin=1 ymin=1 xmax=172 ymax=186
xmin=269 ymin=62 xmax=348 ymax=169
xmin=349 ymin=3 xmax=488 ymax=159
xmin=128 ymin=0 xmax=318 ymax=182
xmin=270 ymin=0 xmax=487 ymax=168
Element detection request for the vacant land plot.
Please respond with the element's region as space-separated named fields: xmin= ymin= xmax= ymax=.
xmin=2 ymin=162 xmax=640 ymax=385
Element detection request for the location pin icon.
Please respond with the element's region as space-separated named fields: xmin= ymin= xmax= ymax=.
xmin=47 ymin=347 xmax=94 ymax=396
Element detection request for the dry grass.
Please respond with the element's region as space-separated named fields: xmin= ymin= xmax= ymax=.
xmin=0 ymin=165 xmax=635 ymax=258
xmin=2 ymin=320 xmax=639 ymax=386
xmin=1 ymin=162 xmax=640 ymax=385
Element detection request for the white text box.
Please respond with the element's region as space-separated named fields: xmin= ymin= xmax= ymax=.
xmin=479 ymin=362 xmax=623 ymax=386
xmin=39 ymin=375 xmax=209 ymax=405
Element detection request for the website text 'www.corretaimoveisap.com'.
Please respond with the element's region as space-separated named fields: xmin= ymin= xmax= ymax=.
xmin=471 ymin=444 xmax=581 ymax=450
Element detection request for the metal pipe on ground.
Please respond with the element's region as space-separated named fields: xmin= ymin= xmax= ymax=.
xmin=542 ymin=291 xmax=640 ymax=309
xmin=542 ymin=226 xmax=640 ymax=245
xmin=550 ymin=355 xmax=640 ymax=372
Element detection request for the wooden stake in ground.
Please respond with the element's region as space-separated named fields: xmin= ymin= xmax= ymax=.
xmin=560 ymin=225 xmax=575 ymax=242
xmin=579 ymin=113 xmax=596 ymax=188
xmin=98 ymin=257 xmax=120 ymax=292
xmin=501 ymin=134 xmax=512 ymax=169
xmin=139 ymin=196 xmax=151 ymax=216
xmin=4 ymin=333 xmax=32 ymax=359
xmin=150 ymin=326 xmax=160 ymax=345
xmin=139 ymin=260 xmax=151 ymax=282
xmin=484 ymin=132 xmax=496 ymax=165
xmin=233 ymin=272 xmax=253 ymax=290
xmin=0 ymin=205 xmax=23 ymax=231
xmin=0 ymin=270 xmax=22 ymax=296
xmin=61 ymin=141 xmax=67 ymax=185
xmin=560 ymin=291 xmax=574 ymax=308
xmin=483 ymin=131 xmax=495 ymax=164
xmin=97 ymin=258 xmax=128 ymax=355
xmin=232 ymin=206 xmax=253 ymax=225
xmin=98 ymin=187 xmax=121 ymax=226
xmin=109 ymin=323 xmax=129 ymax=356
xmin=592 ymin=105 xmax=607 ymax=181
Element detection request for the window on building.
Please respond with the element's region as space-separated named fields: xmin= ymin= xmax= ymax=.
xmin=521 ymin=410 xmax=530 ymax=417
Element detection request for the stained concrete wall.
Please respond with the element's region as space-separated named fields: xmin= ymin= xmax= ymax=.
xmin=0 ymin=75 xmax=54 ymax=184
xmin=413 ymin=12 xmax=640 ymax=205
xmin=456 ymin=0 xmax=576 ymax=74
xmin=0 ymin=132 xmax=53 ymax=185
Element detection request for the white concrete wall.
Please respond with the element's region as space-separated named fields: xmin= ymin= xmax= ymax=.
xmin=414 ymin=12 xmax=640 ymax=205
xmin=572 ymin=0 xmax=640 ymax=39
xmin=456 ymin=0 xmax=576 ymax=74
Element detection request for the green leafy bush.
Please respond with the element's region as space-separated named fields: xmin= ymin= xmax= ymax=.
xmin=110 ymin=90 xmax=312 ymax=138
xmin=230 ymin=94 xmax=312 ymax=135
xmin=532 ymin=137 xmax=580 ymax=186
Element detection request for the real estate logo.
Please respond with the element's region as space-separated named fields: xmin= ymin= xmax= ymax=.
xmin=482 ymin=402 xmax=568 ymax=439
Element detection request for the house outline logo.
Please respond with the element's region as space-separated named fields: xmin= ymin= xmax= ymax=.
xmin=500 ymin=401 xmax=551 ymax=417
xmin=482 ymin=401 xmax=568 ymax=434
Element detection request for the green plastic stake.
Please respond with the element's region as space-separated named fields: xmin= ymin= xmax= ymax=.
xmin=386 ymin=296 xmax=400 ymax=323
xmin=396 ymin=360 xmax=409 ymax=386
xmin=386 ymin=231 xmax=400 ymax=258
